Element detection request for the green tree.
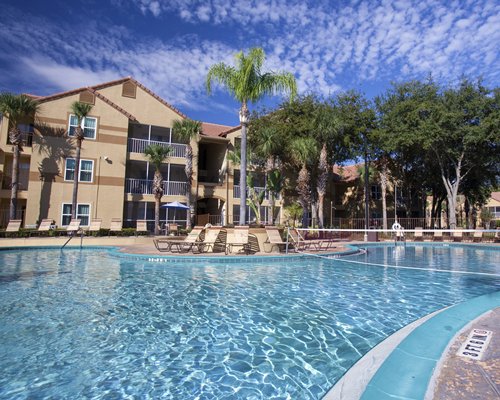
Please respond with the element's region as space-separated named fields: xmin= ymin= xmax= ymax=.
xmin=69 ymin=101 xmax=93 ymax=220
xmin=0 ymin=93 xmax=39 ymax=220
xmin=144 ymin=144 xmax=172 ymax=235
xmin=291 ymin=136 xmax=318 ymax=227
xmin=246 ymin=174 xmax=265 ymax=224
xmin=285 ymin=203 xmax=303 ymax=228
xmin=206 ymin=47 xmax=297 ymax=225
xmin=266 ymin=169 xmax=284 ymax=225
xmin=172 ymin=118 xmax=202 ymax=228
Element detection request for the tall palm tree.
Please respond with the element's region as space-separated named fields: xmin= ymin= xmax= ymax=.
xmin=206 ymin=47 xmax=297 ymax=225
xmin=317 ymin=144 xmax=329 ymax=228
xmin=291 ymin=137 xmax=318 ymax=227
xmin=144 ymin=144 xmax=172 ymax=235
xmin=172 ymin=118 xmax=202 ymax=228
xmin=69 ymin=101 xmax=93 ymax=220
xmin=0 ymin=93 xmax=39 ymax=220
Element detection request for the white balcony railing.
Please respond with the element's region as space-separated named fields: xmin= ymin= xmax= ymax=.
xmin=233 ymin=185 xmax=279 ymax=200
xmin=125 ymin=178 xmax=188 ymax=196
xmin=128 ymin=138 xmax=186 ymax=158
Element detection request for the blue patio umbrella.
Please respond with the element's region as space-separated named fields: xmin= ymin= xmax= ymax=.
xmin=161 ymin=201 xmax=189 ymax=223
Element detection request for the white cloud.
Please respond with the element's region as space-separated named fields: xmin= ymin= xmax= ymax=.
xmin=0 ymin=0 xmax=498 ymax=117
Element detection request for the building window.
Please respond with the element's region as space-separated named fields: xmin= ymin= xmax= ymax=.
xmin=371 ymin=185 xmax=382 ymax=200
xmin=68 ymin=114 xmax=97 ymax=139
xmin=65 ymin=159 xmax=94 ymax=182
xmin=61 ymin=203 xmax=90 ymax=226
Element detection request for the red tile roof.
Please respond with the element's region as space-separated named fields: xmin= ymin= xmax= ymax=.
xmin=333 ymin=164 xmax=362 ymax=182
xmin=490 ymin=192 xmax=500 ymax=203
xmin=201 ymin=122 xmax=238 ymax=137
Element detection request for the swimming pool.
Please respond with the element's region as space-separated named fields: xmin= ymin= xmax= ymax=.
xmin=0 ymin=244 xmax=498 ymax=399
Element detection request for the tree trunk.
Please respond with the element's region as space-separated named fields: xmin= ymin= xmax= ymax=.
xmin=152 ymin=170 xmax=164 ymax=235
xmin=437 ymin=152 xmax=464 ymax=229
xmin=317 ymin=144 xmax=328 ymax=229
xmin=9 ymin=134 xmax=21 ymax=221
xmin=71 ymin=136 xmax=82 ymax=220
xmin=297 ymin=164 xmax=310 ymax=227
xmin=239 ymin=105 xmax=249 ymax=226
xmin=185 ymin=144 xmax=193 ymax=228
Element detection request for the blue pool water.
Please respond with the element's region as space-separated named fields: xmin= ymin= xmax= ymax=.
xmin=0 ymin=245 xmax=499 ymax=399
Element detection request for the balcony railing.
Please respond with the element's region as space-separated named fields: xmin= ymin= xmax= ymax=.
xmin=7 ymin=132 xmax=33 ymax=147
xmin=233 ymin=185 xmax=280 ymax=200
xmin=125 ymin=178 xmax=188 ymax=196
xmin=128 ymin=138 xmax=186 ymax=158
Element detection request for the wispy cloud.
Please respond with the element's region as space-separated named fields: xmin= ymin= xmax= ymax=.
xmin=0 ymin=0 xmax=498 ymax=118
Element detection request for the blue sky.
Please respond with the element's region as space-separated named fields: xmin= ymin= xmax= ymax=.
xmin=0 ymin=0 xmax=498 ymax=126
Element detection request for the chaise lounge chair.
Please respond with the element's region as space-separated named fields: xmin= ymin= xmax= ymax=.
xmin=452 ymin=230 xmax=463 ymax=242
xmin=226 ymin=226 xmax=258 ymax=254
xmin=136 ymin=220 xmax=149 ymax=236
xmin=288 ymin=229 xmax=322 ymax=251
xmin=472 ymin=229 xmax=483 ymax=243
xmin=264 ymin=227 xmax=288 ymax=253
xmin=109 ymin=218 xmax=122 ymax=236
xmin=199 ymin=227 xmax=225 ymax=253
xmin=432 ymin=230 xmax=443 ymax=242
xmin=413 ymin=227 xmax=424 ymax=242
xmin=153 ymin=226 xmax=205 ymax=252
xmin=66 ymin=219 xmax=82 ymax=235
xmin=36 ymin=219 xmax=54 ymax=236
xmin=87 ymin=219 xmax=102 ymax=235
xmin=2 ymin=219 xmax=22 ymax=237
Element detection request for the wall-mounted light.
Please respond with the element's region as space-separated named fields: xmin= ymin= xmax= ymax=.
xmin=103 ymin=156 xmax=109 ymax=161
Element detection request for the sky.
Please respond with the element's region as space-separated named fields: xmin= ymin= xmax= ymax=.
xmin=0 ymin=0 xmax=498 ymax=126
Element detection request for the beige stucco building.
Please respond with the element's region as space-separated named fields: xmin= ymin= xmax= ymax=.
xmin=0 ymin=77 xmax=284 ymax=230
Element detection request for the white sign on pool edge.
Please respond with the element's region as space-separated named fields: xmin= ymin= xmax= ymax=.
xmin=457 ymin=328 xmax=493 ymax=360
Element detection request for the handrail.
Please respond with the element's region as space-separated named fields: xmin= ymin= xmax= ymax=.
xmin=61 ymin=230 xmax=84 ymax=249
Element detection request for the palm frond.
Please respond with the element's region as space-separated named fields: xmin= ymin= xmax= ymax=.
xmin=172 ymin=118 xmax=202 ymax=141
xmin=70 ymin=101 xmax=93 ymax=119
xmin=144 ymin=144 xmax=172 ymax=169
xmin=0 ymin=93 xmax=39 ymax=128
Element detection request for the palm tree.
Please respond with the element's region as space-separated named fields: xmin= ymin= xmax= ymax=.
xmin=0 ymin=93 xmax=39 ymax=220
xmin=291 ymin=137 xmax=318 ymax=227
xmin=266 ymin=169 xmax=284 ymax=225
xmin=206 ymin=47 xmax=297 ymax=225
xmin=144 ymin=144 xmax=172 ymax=235
xmin=172 ymin=118 xmax=202 ymax=228
xmin=69 ymin=101 xmax=93 ymax=220
xmin=317 ymin=144 xmax=329 ymax=228
xmin=251 ymin=126 xmax=283 ymax=224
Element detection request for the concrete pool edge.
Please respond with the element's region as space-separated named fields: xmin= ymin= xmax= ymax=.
xmin=322 ymin=308 xmax=445 ymax=400
xmin=323 ymin=291 xmax=500 ymax=400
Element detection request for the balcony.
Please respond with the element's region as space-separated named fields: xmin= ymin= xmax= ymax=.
xmin=127 ymin=138 xmax=186 ymax=158
xmin=7 ymin=132 xmax=33 ymax=147
xmin=125 ymin=178 xmax=188 ymax=196
xmin=233 ymin=185 xmax=279 ymax=200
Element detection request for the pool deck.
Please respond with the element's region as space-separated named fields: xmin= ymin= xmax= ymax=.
xmin=0 ymin=236 xmax=498 ymax=400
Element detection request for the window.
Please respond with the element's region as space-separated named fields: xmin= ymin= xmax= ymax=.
xmin=68 ymin=114 xmax=97 ymax=139
xmin=371 ymin=185 xmax=382 ymax=200
xmin=65 ymin=159 xmax=94 ymax=182
xmin=62 ymin=203 xmax=90 ymax=226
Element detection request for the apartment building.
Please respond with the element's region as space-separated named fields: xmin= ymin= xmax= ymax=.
xmin=0 ymin=77 xmax=283 ymax=229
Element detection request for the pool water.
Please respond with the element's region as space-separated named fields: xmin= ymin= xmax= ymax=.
xmin=0 ymin=245 xmax=499 ymax=399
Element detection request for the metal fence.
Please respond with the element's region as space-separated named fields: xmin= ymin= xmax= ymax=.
xmin=127 ymin=138 xmax=186 ymax=158
xmin=125 ymin=179 xmax=188 ymax=196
